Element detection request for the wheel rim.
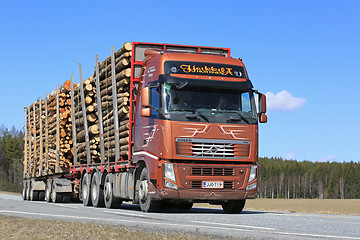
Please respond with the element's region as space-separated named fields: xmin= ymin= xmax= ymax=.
xmin=92 ymin=179 xmax=98 ymax=201
xmin=139 ymin=180 xmax=149 ymax=202
xmin=83 ymin=180 xmax=88 ymax=200
xmin=104 ymin=180 xmax=111 ymax=202
xmin=51 ymin=184 xmax=56 ymax=201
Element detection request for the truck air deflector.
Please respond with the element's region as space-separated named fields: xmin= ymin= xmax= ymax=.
xmin=158 ymin=75 xmax=253 ymax=90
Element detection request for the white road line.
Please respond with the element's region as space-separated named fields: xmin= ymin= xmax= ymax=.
xmin=266 ymin=212 xmax=360 ymax=220
xmin=0 ymin=210 xmax=359 ymax=239
xmin=52 ymin=203 xmax=79 ymax=209
xmin=103 ymin=210 xmax=145 ymax=218
xmin=191 ymin=220 xmax=276 ymax=230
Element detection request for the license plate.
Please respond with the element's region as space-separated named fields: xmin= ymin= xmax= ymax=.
xmin=202 ymin=181 xmax=224 ymax=189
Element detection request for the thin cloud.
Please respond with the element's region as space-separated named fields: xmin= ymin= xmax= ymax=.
xmin=266 ymin=90 xmax=306 ymax=111
xmin=284 ymin=152 xmax=296 ymax=160
xmin=317 ymin=154 xmax=337 ymax=162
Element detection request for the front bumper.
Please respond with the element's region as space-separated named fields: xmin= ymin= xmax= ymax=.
xmin=150 ymin=187 xmax=258 ymax=201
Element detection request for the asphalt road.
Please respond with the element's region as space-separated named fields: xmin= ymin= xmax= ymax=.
xmin=1 ymin=193 xmax=359 ymax=239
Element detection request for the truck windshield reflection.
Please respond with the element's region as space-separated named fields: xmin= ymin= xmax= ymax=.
xmin=163 ymin=84 xmax=256 ymax=120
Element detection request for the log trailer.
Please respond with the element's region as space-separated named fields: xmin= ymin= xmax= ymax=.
xmin=22 ymin=42 xmax=267 ymax=213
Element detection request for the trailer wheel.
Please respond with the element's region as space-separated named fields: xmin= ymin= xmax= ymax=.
xmin=104 ymin=173 xmax=121 ymax=209
xmin=82 ymin=173 xmax=92 ymax=206
xmin=26 ymin=181 xmax=31 ymax=201
xmin=38 ymin=191 xmax=45 ymax=201
xmin=91 ymin=171 xmax=105 ymax=207
xmin=22 ymin=181 xmax=27 ymax=200
xmin=62 ymin=193 xmax=71 ymax=203
xmin=30 ymin=189 xmax=39 ymax=201
xmin=221 ymin=199 xmax=246 ymax=214
xmin=51 ymin=181 xmax=62 ymax=203
xmin=45 ymin=180 xmax=52 ymax=202
xmin=139 ymin=168 xmax=160 ymax=212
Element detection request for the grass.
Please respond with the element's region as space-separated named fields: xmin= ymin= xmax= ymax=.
xmin=0 ymin=215 xmax=210 ymax=240
xmin=243 ymin=198 xmax=360 ymax=215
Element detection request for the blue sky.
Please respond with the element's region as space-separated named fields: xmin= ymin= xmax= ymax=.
xmin=0 ymin=0 xmax=359 ymax=163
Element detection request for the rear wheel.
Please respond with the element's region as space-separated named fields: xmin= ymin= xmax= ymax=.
xmin=51 ymin=181 xmax=62 ymax=203
xmin=91 ymin=171 xmax=104 ymax=207
xmin=22 ymin=181 xmax=27 ymax=200
xmin=222 ymin=199 xmax=246 ymax=214
xmin=30 ymin=189 xmax=39 ymax=201
xmin=38 ymin=191 xmax=45 ymax=201
xmin=139 ymin=168 xmax=160 ymax=212
xmin=45 ymin=180 xmax=52 ymax=202
xmin=104 ymin=173 xmax=121 ymax=209
xmin=26 ymin=181 xmax=31 ymax=200
xmin=62 ymin=193 xmax=71 ymax=203
xmin=82 ymin=173 xmax=92 ymax=206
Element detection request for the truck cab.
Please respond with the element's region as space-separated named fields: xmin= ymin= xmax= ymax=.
xmin=133 ymin=46 xmax=267 ymax=213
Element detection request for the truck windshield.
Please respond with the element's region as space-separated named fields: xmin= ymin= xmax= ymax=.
xmin=162 ymin=83 xmax=256 ymax=120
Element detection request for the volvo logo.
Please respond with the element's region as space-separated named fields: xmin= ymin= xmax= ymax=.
xmin=210 ymin=146 xmax=218 ymax=153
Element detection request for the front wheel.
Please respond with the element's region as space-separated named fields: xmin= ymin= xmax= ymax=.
xmin=138 ymin=168 xmax=160 ymax=212
xmin=222 ymin=199 xmax=246 ymax=214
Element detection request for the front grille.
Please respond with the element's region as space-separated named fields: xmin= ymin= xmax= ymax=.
xmin=176 ymin=138 xmax=250 ymax=159
xmin=192 ymin=167 xmax=234 ymax=176
xmin=191 ymin=181 xmax=234 ymax=189
xmin=192 ymin=143 xmax=234 ymax=158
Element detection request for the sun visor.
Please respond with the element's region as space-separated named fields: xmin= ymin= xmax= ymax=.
xmin=158 ymin=75 xmax=253 ymax=90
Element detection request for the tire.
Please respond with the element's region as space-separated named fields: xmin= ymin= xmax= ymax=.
xmin=62 ymin=193 xmax=71 ymax=203
xmin=22 ymin=181 xmax=27 ymax=200
xmin=138 ymin=168 xmax=160 ymax=212
xmin=30 ymin=189 xmax=39 ymax=201
xmin=222 ymin=199 xmax=246 ymax=214
xmin=26 ymin=181 xmax=31 ymax=201
xmin=51 ymin=181 xmax=62 ymax=203
xmin=45 ymin=180 xmax=52 ymax=202
xmin=91 ymin=171 xmax=105 ymax=207
xmin=178 ymin=202 xmax=193 ymax=210
xmin=38 ymin=191 xmax=45 ymax=201
xmin=104 ymin=173 xmax=122 ymax=209
xmin=82 ymin=173 xmax=92 ymax=206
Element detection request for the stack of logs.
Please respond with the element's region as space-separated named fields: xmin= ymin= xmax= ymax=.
xmin=25 ymin=81 xmax=73 ymax=177
xmin=47 ymin=81 xmax=73 ymax=172
xmin=24 ymin=42 xmax=133 ymax=176
xmin=74 ymin=42 xmax=132 ymax=163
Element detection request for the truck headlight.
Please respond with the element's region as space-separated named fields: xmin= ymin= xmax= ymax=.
xmin=164 ymin=163 xmax=176 ymax=182
xmin=248 ymin=165 xmax=257 ymax=183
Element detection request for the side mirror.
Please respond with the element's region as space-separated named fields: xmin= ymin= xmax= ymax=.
xmin=257 ymin=92 xmax=267 ymax=123
xmin=141 ymin=87 xmax=150 ymax=107
xmin=258 ymin=93 xmax=266 ymax=114
xmin=141 ymin=108 xmax=151 ymax=117
xmin=259 ymin=113 xmax=267 ymax=123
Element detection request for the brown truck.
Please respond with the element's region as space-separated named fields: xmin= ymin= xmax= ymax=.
xmin=22 ymin=42 xmax=267 ymax=213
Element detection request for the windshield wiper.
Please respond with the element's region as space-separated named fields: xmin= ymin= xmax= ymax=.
xmin=183 ymin=103 xmax=209 ymax=122
xmin=213 ymin=110 xmax=250 ymax=124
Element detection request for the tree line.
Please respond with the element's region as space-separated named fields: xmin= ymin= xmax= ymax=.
xmin=0 ymin=125 xmax=24 ymax=192
xmin=258 ymin=157 xmax=360 ymax=199
xmin=0 ymin=125 xmax=359 ymax=198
